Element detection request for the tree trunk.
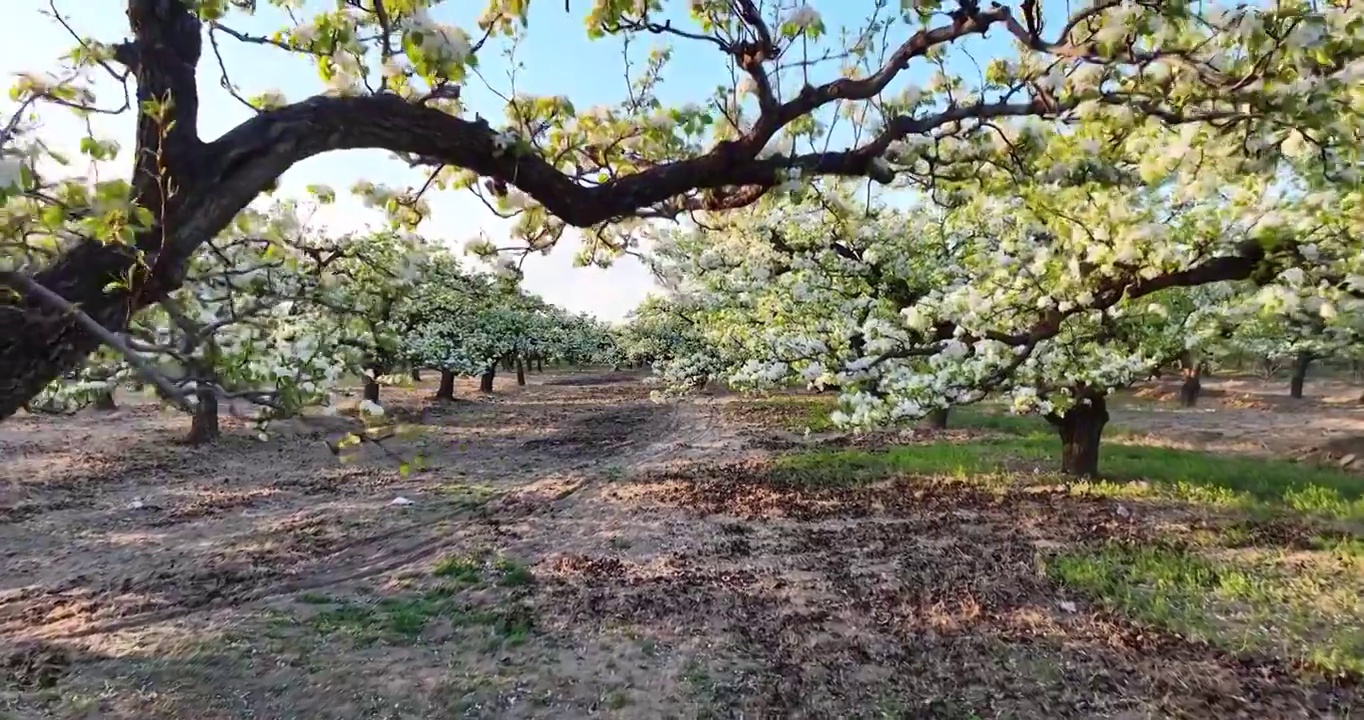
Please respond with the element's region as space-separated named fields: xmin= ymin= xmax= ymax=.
xmin=435 ymin=370 xmax=456 ymax=400
xmin=93 ymin=389 xmax=117 ymax=411
xmin=186 ymin=387 xmax=219 ymax=445
xmin=1178 ymin=350 xmax=1201 ymax=407
xmin=922 ymin=407 xmax=949 ymax=430
xmin=410 ymin=368 xmax=421 ymax=382
xmin=516 ymin=357 xmax=526 ymax=386
xmin=479 ymin=367 xmax=495 ymax=394
xmin=1289 ymin=352 xmax=1312 ymax=399
xmin=536 ymin=357 xmax=543 ymax=373
xmin=363 ymin=377 xmax=380 ymax=403
xmin=1048 ymin=396 xmax=1109 ymax=478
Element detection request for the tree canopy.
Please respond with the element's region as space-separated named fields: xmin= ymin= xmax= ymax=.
xmin=2 ymin=0 xmax=1362 ymax=417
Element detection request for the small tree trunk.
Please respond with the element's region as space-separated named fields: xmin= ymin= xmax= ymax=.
xmin=516 ymin=357 xmax=526 ymax=386
xmin=536 ymin=357 xmax=543 ymax=373
xmin=479 ymin=367 xmax=496 ymax=394
xmin=1048 ymin=396 xmax=1109 ymax=478
xmin=435 ymin=370 xmax=456 ymax=400
xmin=1289 ymin=352 xmax=1312 ymax=399
xmin=1178 ymin=351 xmax=1201 ymax=408
xmin=922 ymin=407 xmax=949 ymax=430
xmin=363 ymin=377 xmax=380 ymax=403
xmin=410 ymin=368 xmax=421 ymax=382
xmin=186 ymin=387 xmax=220 ymax=445
xmin=93 ymin=389 xmax=117 ymax=411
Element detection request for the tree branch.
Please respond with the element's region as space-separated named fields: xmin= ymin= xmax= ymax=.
xmin=1 ymin=271 xmax=193 ymax=411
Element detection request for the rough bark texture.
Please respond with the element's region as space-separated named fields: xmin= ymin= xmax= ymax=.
xmin=1179 ymin=351 xmax=1201 ymax=408
xmin=479 ymin=368 xmax=495 ymax=394
xmin=186 ymin=387 xmax=219 ymax=445
xmin=1048 ymin=396 xmax=1109 ymax=478
xmin=435 ymin=370 xmax=456 ymax=400
xmin=516 ymin=357 xmax=526 ymax=386
xmin=363 ymin=378 xmax=380 ymax=403
xmin=0 ymin=0 xmax=1286 ymax=423
xmin=922 ymin=407 xmax=949 ymax=430
xmin=1290 ymin=352 xmax=1312 ymax=399
xmin=93 ymin=390 xmax=117 ymax=411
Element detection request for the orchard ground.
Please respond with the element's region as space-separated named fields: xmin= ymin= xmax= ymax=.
xmin=1 ymin=370 xmax=1362 ymax=719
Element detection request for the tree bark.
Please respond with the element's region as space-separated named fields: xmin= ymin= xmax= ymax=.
xmin=536 ymin=357 xmax=543 ymax=373
xmin=922 ymin=407 xmax=949 ymax=430
xmin=93 ymin=389 xmax=117 ymax=411
xmin=1048 ymin=396 xmax=1109 ymax=478
xmin=363 ymin=378 xmax=381 ymax=403
xmin=479 ymin=367 xmax=495 ymax=394
xmin=186 ymin=387 xmax=219 ymax=445
xmin=410 ymin=368 xmax=421 ymax=382
xmin=1290 ymin=352 xmax=1312 ymax=399
xmin=1178 ymin=350 xmax=1201 ymax=407
xmin=516 ymin=357 xmax=526 ymax=386
xmin=435 ymin=370 xmax=456 ymax=400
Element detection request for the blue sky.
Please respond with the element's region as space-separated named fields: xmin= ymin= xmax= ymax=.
xmin=1 ymin=0 xmax=1028 ymax=321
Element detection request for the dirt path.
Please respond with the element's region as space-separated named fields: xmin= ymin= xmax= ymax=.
xmin=0 ymin=372 xmax=686 ymax=645
xmin=1 ymin=373 xmax=1358 ymax=719
xmin=1114 ymin=377 xmax=1364 ymax=462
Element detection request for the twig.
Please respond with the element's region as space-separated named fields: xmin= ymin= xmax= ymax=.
xmin=1 ymin=271 xmax=194 ymax=411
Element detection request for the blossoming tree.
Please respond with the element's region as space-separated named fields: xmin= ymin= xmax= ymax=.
xmin=2 ymin=0 xmax=1361 ymax=420
xmin=1206 ymin=276 xmax=1364 ymax=399
xmin=30 ymin=201 xmax=362 ymax=442
xmin=652 ymin=103 xmax=1362 ymax=476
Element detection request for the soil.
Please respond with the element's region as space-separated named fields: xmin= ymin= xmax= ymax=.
xmin=0 ymin=372 xmax=1359 ymax=719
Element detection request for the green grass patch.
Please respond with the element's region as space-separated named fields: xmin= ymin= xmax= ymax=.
xmin=947 ymin=406 xmax=1051 ymax=436
xmin=299 ymin=552 xmax=537 ymax=646
xmin=1046 ymin=540 xmax=1364 ymax=678
xmin=775 ymin=436 xmax=1364 ymax=521
xmin=303 ymin=587 xmax=535 ymax=646
xmin=433 ymin=554 xmax=483 ymax=583
xmin=434 ymin=552 xmax=536 ymax=587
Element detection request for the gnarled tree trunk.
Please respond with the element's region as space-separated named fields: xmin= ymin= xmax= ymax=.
xmin=435 ymin=370 xmax=456 ymax=400
xmin=1289 ymin=352 xmax=1312 ymax=399
xmin=1047 ymin=396 xmax=1109 ymax=478
xmin=186 ymin=386 xmax=219 ymax=445
xmin=1178 ymin=350 xmax=1201 ymax=407
xmin=516 ymin=357 xmax=526 ymax=386
xmin=479 ymin=367 xmax=495 ymax=394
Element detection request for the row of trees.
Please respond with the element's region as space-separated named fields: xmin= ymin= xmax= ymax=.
xmin=618 ymin=109 xmax=1362 ymax=476
xmin=26 ymin=200 xmax=617 ymax=443
xmin=2 ymin=0 xmax=1363 ymax=477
